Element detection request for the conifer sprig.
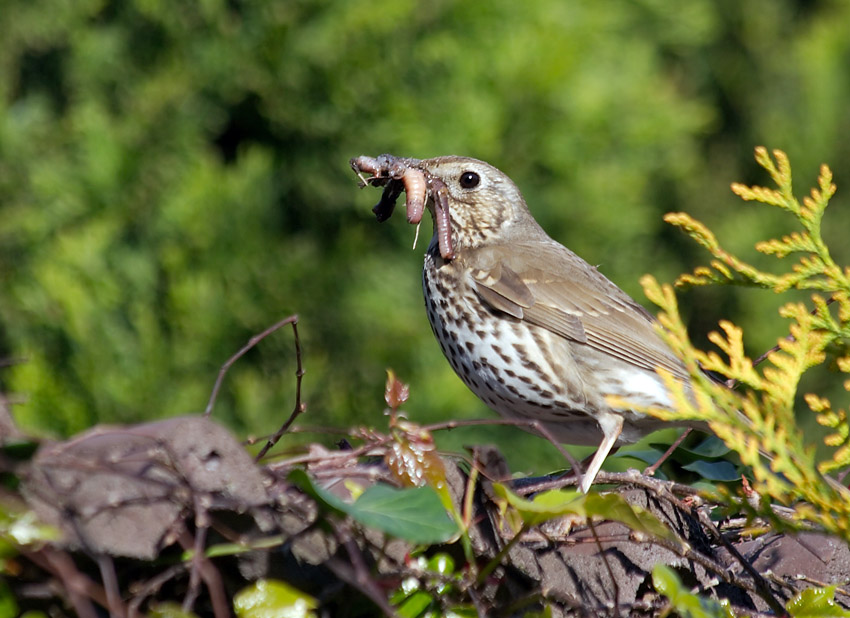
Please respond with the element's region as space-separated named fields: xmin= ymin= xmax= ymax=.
xmin=640 ymin=148 xmax=850 ymax=538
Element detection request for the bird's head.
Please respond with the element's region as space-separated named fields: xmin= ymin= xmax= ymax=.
xmin=417 ymin=156 xmax=532 ymax=254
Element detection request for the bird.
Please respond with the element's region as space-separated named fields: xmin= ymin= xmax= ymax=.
xmin=352 ymin=154 xmax=698 ymax=492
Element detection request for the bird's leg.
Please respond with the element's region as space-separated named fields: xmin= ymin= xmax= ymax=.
xmin=579 ymin=414 xmax=624 ymax=493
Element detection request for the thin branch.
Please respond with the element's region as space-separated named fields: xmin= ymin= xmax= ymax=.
xmin=695 ymin=508 xmax=786 ymax=615
xmin=204 ymin=314 xmax=301 ymax=417
xmin=128 ymin=564 xmax=187 ymax=618
xmin=31 ymin=547 xmax=101 ymax=618
xmin=255 ymin=318 xmax=308 ymax=459
xmin=477 ymin=523 xmax=530 ymax=585
xmin=182 ymin=514 xmax=209 ymax=613
xmin=177 ymin=529 xmax=229 ymax=618
xmin=644 ymin=428 xmax=692 ymax=477
xmin=588 ymin=518 xmax=619 ymax=615
xmin=422 ymin=417 xmax=586 ymax=485
xmin=96 ymin=555 xmax=125 ymax=618
xmin=326 ymin=521 xmax=401 ymax=618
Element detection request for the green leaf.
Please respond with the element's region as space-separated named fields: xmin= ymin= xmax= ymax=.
xmin=390 ymin=575 xmax=421 ymax=605
xmin=787 ymin=585 xmax=850 ymax=618
xmin=289 ymin=469 xmax=457 ymax=544
xmin=288 ymin=469 xmax=350 ymax=516
xmin=425 ymin=552 xmax=455 ymax=576
xmin=0 ymin=505 xmax=60 ymax=546
xmin=612 ymin=448 xmax=662 ymax=465
xmin=493 ymin=484 xmax=677 ymax=542
xmin=492 ymin=484 xmax=584 ymax=526
xmin=200 ymin=535 xmax=287 ymax=559
xmin=234 ymin=579 xmax=318 ymax=618
xmin=682 ymin=460 xmax=740 ymax=482
xmin=652 ymin=563 xmax=681 ymax=598
xmin=397 ymin=590 xmax=434 ymax=617
xmin=347 ymin=484 xmax=457 ymax=544
xmin=0 ymin=577 xmax=18 ymax=618
xmin=682 ymin=436 xmax=732 ymax=458
xmin=653 ymin=564 xmax=733 ymax=618
xmin=149 ymin=603 xmax=201 ymax=618
xmin=583 ymin=493 xmax=678 ymax=542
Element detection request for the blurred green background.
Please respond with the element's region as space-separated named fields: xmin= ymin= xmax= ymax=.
xmin=1 ymin=0 xmax=849 ymax=471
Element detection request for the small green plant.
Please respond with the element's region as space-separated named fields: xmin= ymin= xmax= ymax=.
xmin=639 ymin=147 xmax=850 ymax=536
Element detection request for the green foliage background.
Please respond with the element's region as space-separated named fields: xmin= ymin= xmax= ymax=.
xmin=1 ymin=0 xmax=849 ymax=467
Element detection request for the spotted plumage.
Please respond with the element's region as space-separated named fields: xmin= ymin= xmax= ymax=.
xmin=354 ymin=154 xmax=702 ymax=492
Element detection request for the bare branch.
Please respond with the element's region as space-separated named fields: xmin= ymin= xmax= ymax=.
xmin=204 ymin=314 xmax=301 ymax=418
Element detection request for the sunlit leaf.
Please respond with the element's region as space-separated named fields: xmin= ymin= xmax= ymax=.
xmin=396 ymin=590 xmax=433 ymax=617
xmin=492 ymin=484 xmax=583 ymax=527
xmin=493 ymin=484 xmax=677 ymax=542
xmin=583 ymin=493 xmax=679 ymax=543
xmin=786 ymin=585 xmax=850 ymax=618
xmin=426 ymin=552 xmax=455 ymax=576
xmin=234 ymin=579 xmax=318 ymax=618
xmin=653 ymin=565 xmax=733 ymax=618
xmin=0 ymin=506 xmax=60 ymax=546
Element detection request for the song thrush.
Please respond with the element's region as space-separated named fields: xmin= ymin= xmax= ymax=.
xmin=351 ymin=154 xmax=697 ymax=492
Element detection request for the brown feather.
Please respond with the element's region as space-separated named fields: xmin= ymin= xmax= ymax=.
xmin=466 ymin=240 xmax=689 ymax=383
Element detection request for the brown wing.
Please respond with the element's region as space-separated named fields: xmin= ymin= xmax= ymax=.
xmin=467 ymin=241 xmax=689 ymax=382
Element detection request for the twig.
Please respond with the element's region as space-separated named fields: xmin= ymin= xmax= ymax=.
xmin=326 ymin=521 xmax=401 ymax=618
xmin=422 ymin=417 xmax=586 ymax=486
xmin=275 ymin=415 xmax=588 ymax=475
xmin=594 ymin=469 xmax=703 ymax=497
xmin=204 ymin=314 xmax=301 ymax=417
xmin=477 ymin=523 xmax=530 ymax=585
xmin=182 ymin=507 xmax=210 ymax=614
xmin=640 ymin=527 xmax=776 ymax=608
xmin=467 ymin=586 xmax=488 ymax=616
xmin=795 ymin=574 xmax=850 ymax=599
xmin=644 ymin=428 xmax=692 ymax=476
xmin=32 ymin=547 xmax=101 ymax=618
xmin=544 ymin=470 xmax=783 ymax=611
xmin=588 ymin=518 xmax=619 ymax=615
xmin=97 ymin=555 xmax=125 ymax=618
xmin=127 ymin=564 xmax=187 ymax=617
xmin=695 ymin=508 xmax=786 ymax=615
xmin=177 ymin=529 xmax=229 ymax=618
xmin=255 ymin=318 xmax=308 ymax=460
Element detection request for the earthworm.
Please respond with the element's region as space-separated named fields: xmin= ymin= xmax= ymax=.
xmin=402 ymin=168 xmax=427 ymax=224
xmin=349 ymin=156 xmax=383 ymax=186
xmin=351 ymin=154 xmax=453 ymax=259
xmin=429 ymin=177 xmax=455 ymax=260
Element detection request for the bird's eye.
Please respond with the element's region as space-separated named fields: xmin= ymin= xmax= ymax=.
xmin=459 ymin=171 xmax=480 ymax=189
